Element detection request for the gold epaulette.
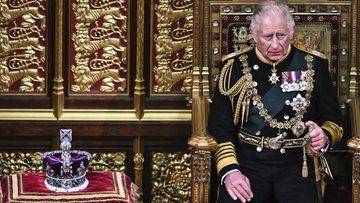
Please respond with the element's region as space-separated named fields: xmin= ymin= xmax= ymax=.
xmin=221 ymin=46 xmax=253 ymax=62
xmin=295 ymin=45 xmax=327 ymax=59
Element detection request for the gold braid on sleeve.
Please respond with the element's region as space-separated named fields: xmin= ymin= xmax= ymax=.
xmin=321 ymin=121 xmax=343 ymax=146
xmin=218 ymin=55 xmax=253 ymax=128
xmin=214 ymin=142 xmax=239 ymax=174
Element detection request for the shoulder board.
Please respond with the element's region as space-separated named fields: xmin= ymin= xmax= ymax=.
xmin=295 ymin=46 xmax=327 ymax=59
xmin=221 ymin=46 xmax=253 ymax=62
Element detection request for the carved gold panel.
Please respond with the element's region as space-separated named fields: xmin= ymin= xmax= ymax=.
xmin=0 ymin=152 xmax=43 ymax=180
xmin=151 ymin=152 xmax=191 ymax=202
xmin=0 ymin=0 xmax=46 ymax=94
xmin=150 ymin=0 xmax=193 ymax=95
xmin=69 ymin=0 xmax=129 ymax=95
xmin=209 ymin=3 xmax=353 ymax=104
xmin=88 ymin=152 xmax=126 ymax=172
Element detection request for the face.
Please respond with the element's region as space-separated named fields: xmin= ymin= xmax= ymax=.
xmin=253 ymin=13 xmax=292 ymax=62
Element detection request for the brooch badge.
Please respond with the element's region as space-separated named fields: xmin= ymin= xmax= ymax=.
xmin=287 ymin=93 xmax=308 ymax=112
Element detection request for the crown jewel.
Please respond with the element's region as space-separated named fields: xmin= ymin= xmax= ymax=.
xmin=43 ymin=129 xmax=91 ymax=192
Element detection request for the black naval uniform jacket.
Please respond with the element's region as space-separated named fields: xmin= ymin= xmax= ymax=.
xmin=208 ymin=45 xmax=344 ymax=181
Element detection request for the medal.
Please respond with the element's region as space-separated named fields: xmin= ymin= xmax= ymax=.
xmin=290 ymin=93 xmax=307 ymax=112
xmin=269 ymin=72 xmax=280 ymax=84
xmin=269 ymin=63 xmax=280 ymax=84
xmin=281 ymin=82 xmax=290 ymax=92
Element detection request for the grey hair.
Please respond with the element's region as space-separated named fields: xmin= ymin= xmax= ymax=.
xmin=250 ymin=0 xmax=295 ymax=39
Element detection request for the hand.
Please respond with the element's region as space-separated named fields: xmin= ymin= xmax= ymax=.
xmin=305 ymin=121 xmax=329 ymax=151
xmin=224 ymin=170 xmax=253 ymax=202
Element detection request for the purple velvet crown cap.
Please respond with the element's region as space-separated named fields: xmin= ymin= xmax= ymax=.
xmin=43 ymin=150 xmax=91 ymax=177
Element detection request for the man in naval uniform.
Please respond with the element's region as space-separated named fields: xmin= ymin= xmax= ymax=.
xmin=208 ymin=1 xmax=344 ymax=203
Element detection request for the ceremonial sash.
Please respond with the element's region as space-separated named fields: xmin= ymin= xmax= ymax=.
xmin=243 ymin=50 xmax=316 ymax=134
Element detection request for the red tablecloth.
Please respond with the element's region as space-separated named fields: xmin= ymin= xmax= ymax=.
xmin=1 ymin=172 xmax=136 ymax=203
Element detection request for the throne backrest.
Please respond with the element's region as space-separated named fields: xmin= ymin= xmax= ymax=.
xmin=222 ymin=14 xmax=335 ymax=71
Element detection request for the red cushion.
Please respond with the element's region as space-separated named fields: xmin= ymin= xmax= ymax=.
xmin=1 ymin=171 xmax=136 ymax=203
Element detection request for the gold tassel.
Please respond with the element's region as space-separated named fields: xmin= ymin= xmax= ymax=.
xmin=241 ymin=101 xmax=246 ymax=128
xmin=245 ymin=97 xmax=250 ymax=122
xmin=301 ymin=128 xmax=314 ymax=178
xmin=302 ymin=145 xmax=308 ymax=178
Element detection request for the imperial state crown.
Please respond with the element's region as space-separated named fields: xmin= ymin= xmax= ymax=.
xmin=43 ymin=129 xmax=91 ymax=192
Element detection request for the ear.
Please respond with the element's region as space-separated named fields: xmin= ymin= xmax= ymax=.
xmin=289 ymin=33 xmax=294 ymax=41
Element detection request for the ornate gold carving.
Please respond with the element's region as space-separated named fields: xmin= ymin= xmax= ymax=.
xmin=134 ymin=153 xmax=144 ymax=201
xmin=73 ymin=0 xmax=126 ymax=24
xmin=0 ymin=26 xmax=45 ymax=59
xmin=71 ymin=0 xmax=127 ymax=93
xmin=152 ymin=152 xmax=191 ymax=202
xmin=353 ymin=152 xmax=360 ymax=203
xmin=153 ymin=0 xmax=193 ymax=93
xmin=88 ymin=152 xmax=126 ymax=172
xmin=293 ymin=27 xmax=325 ymax=52
xmin=189 ymin=149 xmax=214 ymax=203
xmin=0 ymin=152 xmax=43 ymax=179
xmin=349 ymin=1 xmax=359 ymax=97
xmin=231 ymin=26 xmax=255 ymax=51
xmin=353 ymin=153 xmax=360 ymax=184
xmin=293 ymin=24 xmax=332 ymax=58
xmin=0 ymin=0 xmax=45 ymax=28
xmin=188 ymin=134 xmax=217 ymax=203
xmin=71 ymin=56 xmax=126 ymax=92
xmin=72 ymin=25 xmax=126 ymax=55
xmin=0 ymin=53 xmax=45 ymax=92
xmin=192 ymin=150 xmax=211 ymax=183
xmin=134 ymin=152 xmax=144 ymax=171
xmin=0 ymin=0 xmax=46 ymax=93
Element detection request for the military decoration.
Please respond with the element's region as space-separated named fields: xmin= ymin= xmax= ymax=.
xmin=269 ymin=63 xmax=280 ymax=84
xmin=281 ymin=71 xmax=308 ymax=92
xmin=288 ymin=93 xmax=308 ymax=112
